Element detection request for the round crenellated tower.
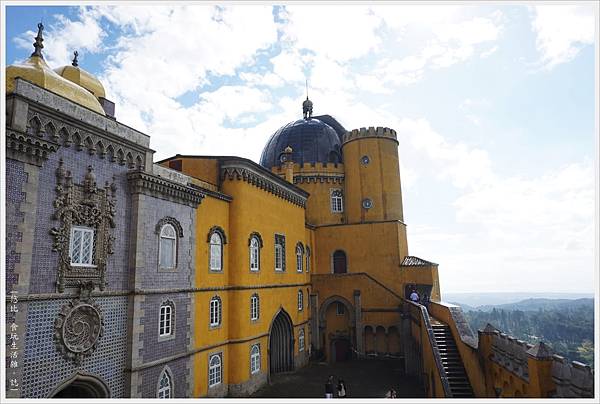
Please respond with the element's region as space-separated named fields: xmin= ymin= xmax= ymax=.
xmin=341 ymin=126 xmax=404 ymax=224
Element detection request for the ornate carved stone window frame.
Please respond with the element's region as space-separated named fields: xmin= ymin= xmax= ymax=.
xmin=50 ymin=160 xmax=116 ymax=292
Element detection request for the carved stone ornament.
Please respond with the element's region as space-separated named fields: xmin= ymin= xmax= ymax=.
xmin=54 ymin=282 xmax=104 ymax=364
xmin=50 ymin=159 xmax=116 ymax=292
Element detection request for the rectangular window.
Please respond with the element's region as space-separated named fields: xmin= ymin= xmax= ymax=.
xmin=274 ymin=234 xmax=285 ymax=271
xmin=336 ymin=302 xmax=345 ymax=316
xmin=299 ymin=329 xmax=305 ymax=352
xmin=159 ymin=238 xmax=175 ymax=269
xmin=250 ymin=247 xmax=259 ymax=271
xmin=69 ymin=226 xmax=95 ymax=266
xmin=210 ymin=244 xmax=221 ymax=271
xmin=159 ymin=305 xmax=172 ymax=336
xmin=330 ymin=189 xmax=344 ymax=213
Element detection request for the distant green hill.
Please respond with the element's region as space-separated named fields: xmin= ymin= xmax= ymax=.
xmin=458 ymin=298 xmax=593 ymax=312
xmin=453 ymin=298 xmax=595 ymax=368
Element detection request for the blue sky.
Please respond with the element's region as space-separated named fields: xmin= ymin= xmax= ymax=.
xmin=4 ymin=3 xmax=597 ymax=294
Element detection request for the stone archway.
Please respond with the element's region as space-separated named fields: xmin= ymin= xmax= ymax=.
xmin=269 ymin=309 xmax=294 ymax=375
xmin=50 ymin=371 xmax=110 ymax=398
xmin=318 ymin=295 xmax=356 ymax=362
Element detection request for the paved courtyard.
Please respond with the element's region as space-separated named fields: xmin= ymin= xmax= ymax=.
xmin=251 ymin=359 xmax=426 ymax=398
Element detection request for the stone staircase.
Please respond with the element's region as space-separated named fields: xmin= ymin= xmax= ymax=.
xmin=432 ymin=323 xmax=474 ymax=398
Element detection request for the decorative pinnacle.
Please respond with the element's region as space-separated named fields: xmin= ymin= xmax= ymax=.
xmin=31 ymin=22 xmax=45 ymax=58
xmin=302 ymin=96 xmax=313 ymax=120
xmin=302 ymin=79 xmax=313 ymax=120
xmin=72 ymin=50 xmax=79 ymax=67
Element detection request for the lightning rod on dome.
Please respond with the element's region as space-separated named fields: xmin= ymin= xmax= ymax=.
xmin=72 ymin=50 xmax=79 ymax=67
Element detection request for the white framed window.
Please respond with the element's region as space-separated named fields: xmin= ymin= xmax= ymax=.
xmin=159 ymin=224 xmax=177 ymax=269
xmin=210 ymin=296 xmax=222 ymax=327
xmin=305 ymin=247 xmax=311 ymax=272
xmin=250 ymin=294 xmax=259 ymax=321
xmin=157 ymin=368 xmax=172 ymax=399
xmin=336 ymin=302 xmax=345 ymax=316
xmin=159 ymin=303 xmax=173 ymax=337
xmin=330 ymin=189 xmax=344 ymax=213
xmin=296 ymin=244 xmax=303 ymax=272
xmin=69 ymin=226 xmax=95 ymax=266
xmin=208 ymin=354 xmax=222 ymax=387
xmin=299 ymin=328 xmax=305 ymax=352
xmin=210 ymin=233 xmax=222 ymax=271
xmin=297 ymin=289 xmax=303 ymax=311
xmin=250 ymin=236 xmax=260 ymax=271
xmin=250 ymin=344 xmax=260 ymax=374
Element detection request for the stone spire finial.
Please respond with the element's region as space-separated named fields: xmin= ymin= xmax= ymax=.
xmin=31 ymin=22 xmax=45 ymax=58
xmin=72 ymin=50 xmax=79 ymax=67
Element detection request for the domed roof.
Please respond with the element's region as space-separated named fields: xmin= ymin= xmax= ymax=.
xmin=54 ymin=51 xmax=106 ymax=99
xmin=5 ymin=23 xmax=105 ymax=115
xmin=259 ymin=117 xmax=343 ymax=168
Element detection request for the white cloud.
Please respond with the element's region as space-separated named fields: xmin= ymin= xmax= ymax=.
xmin=14 ymin=8 xmax=105 ymax=66
xmin=531 ymin=5 xmax=595 ymax=69
xmin=280 ymin=5 xmax=381 ymax=61
xmin=480 ymin=45 xmax=498 ymax=58
xmin=374 ymin=12 xmax=503 ymax=87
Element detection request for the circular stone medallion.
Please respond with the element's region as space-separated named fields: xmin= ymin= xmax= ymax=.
xmin=62 ymin=303 xmax=102 ymax=353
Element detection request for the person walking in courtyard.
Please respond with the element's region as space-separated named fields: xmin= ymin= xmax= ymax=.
xmin=325 ymin=375 xmax=335 ymax=398
xmin=337 ymin=379 xmax=347 ymax=398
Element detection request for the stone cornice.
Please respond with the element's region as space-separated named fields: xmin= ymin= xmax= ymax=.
xmin=127 ymin=169 xmax=204 ymax=207
xmin=294 ymin=173 xmax=345 ymax=185
xmin=219 ymin=158 xmax=308 ymax=208
xmin=5 ymin=128 xmax=59 ymax=166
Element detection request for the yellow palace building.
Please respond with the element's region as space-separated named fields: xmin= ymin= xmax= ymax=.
xmin=157 ymin=99 xmax=443 ymax=396
xmin=5 ymin=24 xmax=593 ymax=399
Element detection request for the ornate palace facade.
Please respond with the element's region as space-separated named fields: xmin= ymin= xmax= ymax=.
xmin=4 ymin=24 xmax=594 ymax=399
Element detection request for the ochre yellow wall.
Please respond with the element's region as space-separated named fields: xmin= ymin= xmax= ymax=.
xmin=273 ymin=162 xmax=345 ymax=227
xmin=314 ymin=222 xmax=408 ymax=296
xmin=189 ymin=169 xmax=311 ymax=396
xmin=342 ymin=136 xmax=403 ymax=224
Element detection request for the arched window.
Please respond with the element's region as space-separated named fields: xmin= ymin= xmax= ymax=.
xmin=250 ymin=236 xmax=260 ymax=271
xmin=299 ymin=328 xmax=305 ymax=352
xmin=333 ymin=250 xmax=347 ymax=274
xmin=250 ymin=293 xmax=259 ymax=321
xmin=208 ymin=354 xmax=222 ymax=387
xmin=250 ymin=344 xmax=260 ymax=374
xmin=210 ymin=296 xmax=222 ymax=327
xmin=305 ymin=246 xmax=311 ymax=272
xmin=159 ymin=224 xmax=177 ymax=269
xmin=330 ymin=189 xmax=343 ymax=213
xmin=296 ymin=243 xmax=304 ymax=272
xmin=210 ymin=233 xmax=222 ymax=271
xmin=297 ymin=289 xmax=304 ymax=311
xmin=159 ymin=301 xmax=173 ymax=337
xmin=157 ymin=368 xmax=172 ymax=398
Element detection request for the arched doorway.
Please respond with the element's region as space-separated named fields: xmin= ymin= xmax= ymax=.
xmin=269 ymin=309 xmax=294 ymax=374
xmin=333 ymin=250 xmax=347 ymax=274
xmin=50 ymin=372 xmax=110 ymax=398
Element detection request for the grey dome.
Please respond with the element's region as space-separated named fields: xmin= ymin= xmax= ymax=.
xmin=259 ymin=118 xmax=343 ymax=168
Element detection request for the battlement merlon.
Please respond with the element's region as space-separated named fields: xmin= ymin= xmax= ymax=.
xmin=342 ymin=126 xmax=398 ymax=145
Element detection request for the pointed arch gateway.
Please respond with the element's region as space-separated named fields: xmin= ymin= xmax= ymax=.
xmin=269 ymin=308 xmax=294 ymax=375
